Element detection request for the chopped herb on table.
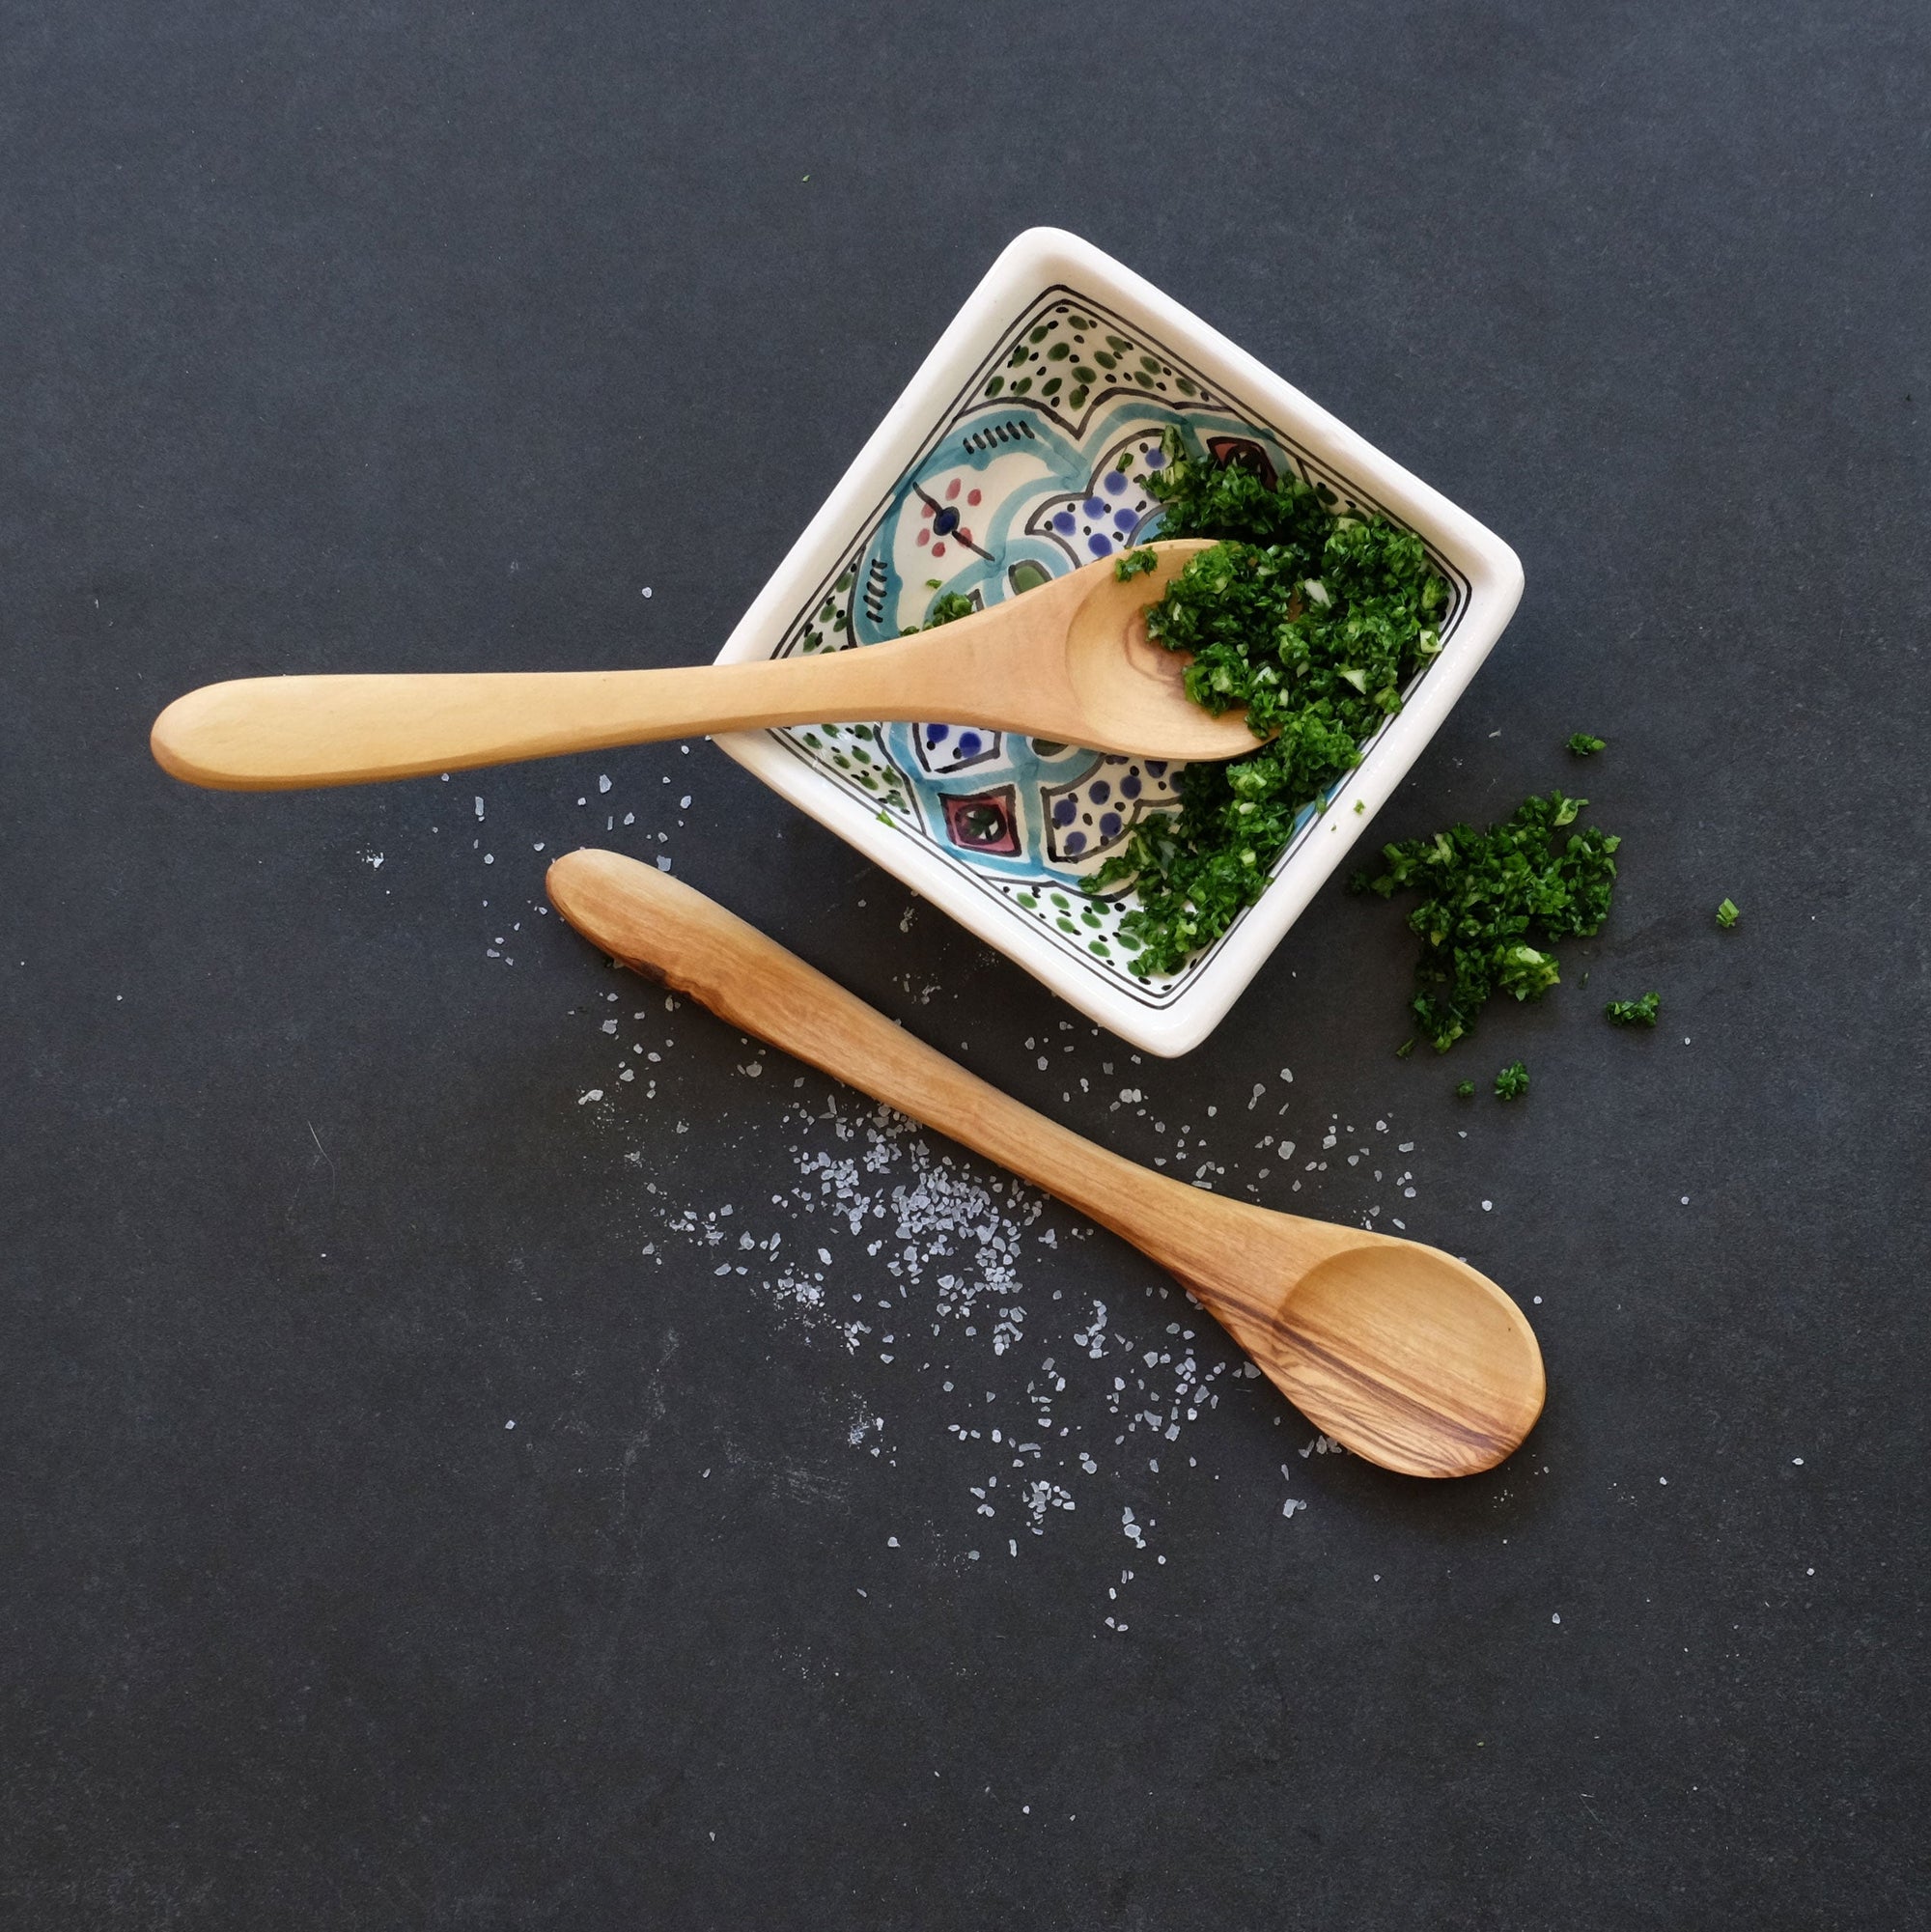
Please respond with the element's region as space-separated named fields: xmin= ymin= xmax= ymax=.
xmin=1092 ymin=428 xmax=1451 ymax=976
xmin=1356 ymin=791 xmax=1620 ymax=1050
xmin=1495 ymin=1060 xmax=1530 ymax=1101
xmin=1605 ymin=991 xmax=1661 ymax=1026
xmin=1566 ymin=732 xmax=1607 ymax=756
xmin=1716 ymin=897 xmax=1740 ymax=928
xmin=1455 ymin=1079 xmax=1476 ymax=1098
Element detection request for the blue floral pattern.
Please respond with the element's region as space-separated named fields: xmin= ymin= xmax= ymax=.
xmin=762 ymin=292 xmax=1463 ymax=994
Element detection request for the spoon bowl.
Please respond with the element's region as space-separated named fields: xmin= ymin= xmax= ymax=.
xmin=1265 ymin=1242 xmax=1544 ymax=1475
xmin=150 ymin=540 xmax=1258 ymax=791
xmin=546 ymin=848 xmax=1545 ymax=1478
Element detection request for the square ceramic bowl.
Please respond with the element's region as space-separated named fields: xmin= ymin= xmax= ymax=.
xmin=713 ymin=228 xmax=1523 ymax=1056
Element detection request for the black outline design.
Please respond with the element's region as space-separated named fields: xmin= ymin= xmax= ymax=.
xmin=761 ymin=285 xmax=1474 ymax=1010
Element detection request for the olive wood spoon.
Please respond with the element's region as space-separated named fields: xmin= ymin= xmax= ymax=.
xmin=150 ymin=540 xmax=1256 ymax=791
xmin=546 ymin=849 xmax=1545 ymax=1479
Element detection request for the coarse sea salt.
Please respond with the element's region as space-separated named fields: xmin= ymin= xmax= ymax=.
xmin=400 ymin=758 xmax=1606 ymax=1627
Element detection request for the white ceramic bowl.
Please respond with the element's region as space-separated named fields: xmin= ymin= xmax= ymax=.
xmin=713 ymin=228 xmax=1522 ymax=1055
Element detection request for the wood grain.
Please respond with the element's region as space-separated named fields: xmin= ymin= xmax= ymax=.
xmin=546 ymin=849 xmax=1546 ymax=1479
xmin=149 ymin=540 xmax=1258 ymax=790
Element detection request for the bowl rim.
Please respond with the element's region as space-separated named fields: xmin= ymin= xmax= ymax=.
xmin=711 ymin=226 xmax=1524 ymax=1056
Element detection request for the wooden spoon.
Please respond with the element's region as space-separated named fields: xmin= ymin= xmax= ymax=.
xmin=546 ymin=849 xmax=1546 ymax=1479
xmin=150 ymin=539 xmax=1257 ymax=791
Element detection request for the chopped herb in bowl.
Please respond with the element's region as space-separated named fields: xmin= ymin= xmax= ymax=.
xmin=1091 ymin=429 xmax=1451 ymax=977
xmin=907 ymin=591 xmax=976 ymax=633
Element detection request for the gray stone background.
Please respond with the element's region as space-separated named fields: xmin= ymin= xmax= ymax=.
xmin=4 ymin=3 xmax=1925 ymax=1924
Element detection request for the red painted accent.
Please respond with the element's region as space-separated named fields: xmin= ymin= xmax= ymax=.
xmin=940 ymin=785 xmax=1021 ymax=856
xmin=966 ymin=488 xmax=982 ymax=506
xmin=915 ymin=527 xmax=929 ymax=546
xmin=957 ymin=528 xmax=972 ymax=546
xmin=921 ymin=500 xmax=934 ymax=518
xmin=932 ymin=543 xmax=946 ymax=557
xmin=945 ymin=478 xmax=961 ymax=500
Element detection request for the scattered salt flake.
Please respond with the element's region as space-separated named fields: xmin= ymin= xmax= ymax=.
xmin=598 ymin=774 xmax=612 ymax=794
xmin=578 ymin=1089 xmax=603 ymax=1104
xmin=1481 ymin=1200 xmax=1494 ymax=1212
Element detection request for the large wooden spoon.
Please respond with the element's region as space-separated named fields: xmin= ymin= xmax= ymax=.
xmin=546 ymin=850 xmax=1546 ymax=1479
xmin=150 ymin=540 xmax=1257 ymax=791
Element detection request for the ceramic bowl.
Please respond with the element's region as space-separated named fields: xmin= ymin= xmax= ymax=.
xmin=712 ymin=228 xmax=1522 ymax=1056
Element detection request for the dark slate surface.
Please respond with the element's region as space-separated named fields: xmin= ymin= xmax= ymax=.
xmin=5 ymin=4 xmax=1926 ymax=1925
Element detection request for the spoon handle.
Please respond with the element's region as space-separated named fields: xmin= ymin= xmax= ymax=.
xmin=543 ymin=849 xmax=1309 ymax=1332
xmin=148 ymin=638 xmax=991 ymax=792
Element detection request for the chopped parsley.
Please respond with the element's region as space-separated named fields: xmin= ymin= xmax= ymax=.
xmin=905 ymin=591 xmax=975 ymax=634
xmin=1716 ymin=897 xmax=1740 ymax=929
xmin=1494 ymin=1059 xmax=1529 ymax=1101
xmin=1113 ymin=547 xmax=1161 ymax=580
xmin=1566 ymin=732 xmax=1607 ymax=756
xmin=1454 ymin=1078 xmax=1476 ymax=1098
xmin=1092 ymin=429 xmax=1451 ymax=976
xmin=1604 ymin=991 xmax=1660 ymax=1026
xmin=1356 ymin=791 xmax=1620 ymax=1050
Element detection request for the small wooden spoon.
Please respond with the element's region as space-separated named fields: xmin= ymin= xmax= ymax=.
xmin=150 ymin=540 xmax=1257 ymax=791
xmin=546 ymin=850 xmax=1546 ymax=1479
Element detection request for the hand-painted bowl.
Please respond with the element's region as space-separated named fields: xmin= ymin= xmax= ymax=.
xmin=713 ymin=228 xmax=1522 ymax=1056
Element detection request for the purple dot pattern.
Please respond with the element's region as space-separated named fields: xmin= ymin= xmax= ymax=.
xmin=756 ymin=291 xmax=1368 ymax=994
